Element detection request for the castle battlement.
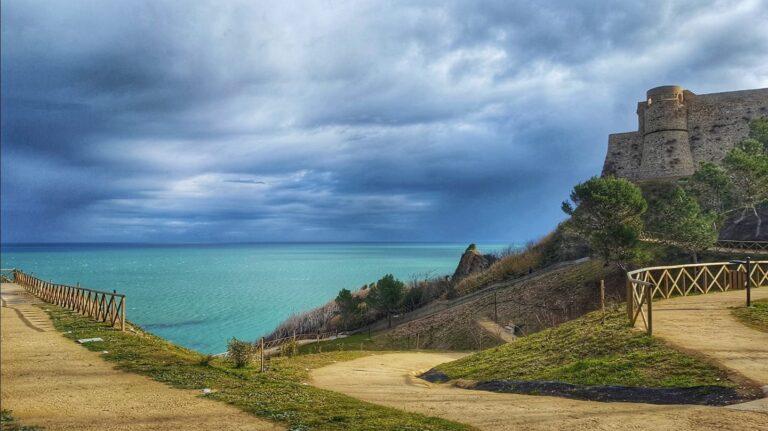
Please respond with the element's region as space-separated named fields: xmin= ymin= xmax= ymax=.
xmin=602 ymin=85 xmax=768 ymax=181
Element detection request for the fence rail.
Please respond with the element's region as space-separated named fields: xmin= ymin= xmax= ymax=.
xmin=262 ymin=330 xmax=337 ymax=351
xmin=11 ymin=270 xmax=126 ymax=330
xmin=1 ymin=268 xmax=14 ymax=283
xmin=627 ymin=260 xmax=768 ymax=334
xmin=716 ymin=240 xmax=768 ymax=252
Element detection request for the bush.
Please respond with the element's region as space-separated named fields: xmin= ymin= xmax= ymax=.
xmin=199 ymin=354 xmax=215 ymax=367
xmin=282 ymin=338 xmax=299 ymax=357
xmin=226 ymin=337 xmax=254 ymax=368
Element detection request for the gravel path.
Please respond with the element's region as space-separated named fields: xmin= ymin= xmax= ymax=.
xmin=1 ymin=283 xmax=281 ymax=431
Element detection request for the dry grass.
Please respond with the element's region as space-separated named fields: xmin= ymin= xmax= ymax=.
xmin=455 ymin=234 xmax=553 ymax=296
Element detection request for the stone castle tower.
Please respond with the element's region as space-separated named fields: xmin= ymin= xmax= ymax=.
xmin=602 ymin=85 xmax=768 ymax=181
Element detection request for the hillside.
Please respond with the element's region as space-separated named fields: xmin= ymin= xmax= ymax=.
xmin=430 ymin=306 xmax=762 ymax=404
xmin=379 ymin=259 xmax=621 ymax=350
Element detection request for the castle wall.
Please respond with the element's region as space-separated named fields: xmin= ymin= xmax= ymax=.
xmin=602 ymin=86 xmax=768 ymax=181
xmin=602 ymin=132 xmax=642 ymax=179
xmin=687 ymin=88 xmax=768 ymax=165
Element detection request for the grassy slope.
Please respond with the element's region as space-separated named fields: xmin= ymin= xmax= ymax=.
xmin=41 ymin=305 xmax=471 ymax=431
xmin=435 ymin=306 xmax=735 ymax=388
xmin=732 ymin=299 xmax=768 ymax=332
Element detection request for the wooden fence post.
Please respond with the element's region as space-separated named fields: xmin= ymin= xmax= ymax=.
xmin=121 ymin=296 xmax=126 ymax=331
xmin=645 ymin=282 xmax=653 ymax=336
xmin=626 ymin=279 xmax=632 ymax=322
xmin=600 ymin=279 xmax=606 ymax=324
xmin=259 ymin=337 xmax=265 ymax=373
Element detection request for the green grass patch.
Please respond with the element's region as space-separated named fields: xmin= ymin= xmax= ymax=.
xmin=732 ymin=299 xmax=768 ymax=333
xmin=40 ymin=305 xmax=471 ymax=431
xmin=1 ymin=409 xmax=42 ymax=431
xmin=296 ymin=333 xmax=440 ymax=355
xmin=435 ymin=306 xmax=734 ymax=388
xmin=297 ymin=334 xmax=381 ymax=354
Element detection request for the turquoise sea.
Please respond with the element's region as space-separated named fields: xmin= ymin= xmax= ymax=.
xmin=0 ymin=243 xmax=511 ymax=353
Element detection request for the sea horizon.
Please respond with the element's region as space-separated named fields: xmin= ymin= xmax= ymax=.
xmin=1 ymin=242 xmax=516 ymax=353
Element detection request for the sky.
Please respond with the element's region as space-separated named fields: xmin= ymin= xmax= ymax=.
xmin=2 ymin=0 xmax=768 ymax=244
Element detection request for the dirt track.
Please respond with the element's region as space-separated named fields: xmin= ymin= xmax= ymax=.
xmin=311 ymin=352 xmax=768 ymax=430
xmin=648 ymin=287 xmax=768 ymax=414
xmin=650 ymin=287 xmax=768 ymax=384
xmin=1 ymin=283 xmax=281 ymax=431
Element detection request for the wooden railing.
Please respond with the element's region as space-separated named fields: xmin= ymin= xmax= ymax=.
xmin=12 ymin=270 xmax=126 ymax=330
xmin=716 ymin=240 xmax=768 ymax=252
xmin=0 ymin=268 xmax=14 ymax=283
xmin=262 ymin=330 xmax=338 ymax=351
xmin=627 ymin=260 xmax=768 ymax=335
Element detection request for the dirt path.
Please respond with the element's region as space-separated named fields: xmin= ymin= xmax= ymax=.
xmin=647 ymin=287 xmax=768 ymax=413
xmin=1 ymin=283 xmax=281 ymax=431
xmin=311 ymin=352 xmax=768 ymax=430
xmin=476 ymin=318 xmax=517 ymax=343
xmin=650 ymin=287 xmax=768 ymax=384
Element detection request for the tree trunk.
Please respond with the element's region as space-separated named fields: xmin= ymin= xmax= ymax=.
xmin=387 ymin=313 xmax=392 ymax=329
xmin=753 ymin=206 xmax=762 ymax=238
xmin=692 ymin=251 xmax=698 ymax=264
xmin=735 ymin=207 xmax=748 ymax=224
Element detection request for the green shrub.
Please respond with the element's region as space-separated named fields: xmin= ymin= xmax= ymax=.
xmin=199 ymin=354 xmax=216 ymax=366
xmin=282 ymin=338 xmax=299 ymax=357
xmin=226 ymin=337 xmax=254 ymax=368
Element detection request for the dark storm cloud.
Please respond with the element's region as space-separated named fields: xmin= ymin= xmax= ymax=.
xmin=2 ymin=0 xmax=767 ymax=243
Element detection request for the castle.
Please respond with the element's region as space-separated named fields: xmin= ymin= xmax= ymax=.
xmin=602 ymin=85 xmax=768 ymax=181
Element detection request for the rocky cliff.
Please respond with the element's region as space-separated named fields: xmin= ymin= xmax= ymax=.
xmin=452 ymin=244 xmax=495 ymax=281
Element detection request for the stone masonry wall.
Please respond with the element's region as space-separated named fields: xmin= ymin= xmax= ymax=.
xmin=602 ymin=86 xmax=768 ymax=181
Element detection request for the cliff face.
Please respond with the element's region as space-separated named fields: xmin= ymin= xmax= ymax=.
xmin=452 ymin=244 xmax=493 ymax=281
xmin=719 ymin=205 xmax=768 ymax=241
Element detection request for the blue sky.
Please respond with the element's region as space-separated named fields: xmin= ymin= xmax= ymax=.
xmin=2 ymin=0 xmax=767 ymax=243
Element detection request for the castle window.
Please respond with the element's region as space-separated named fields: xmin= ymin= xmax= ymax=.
xmin=647 ymin=98 xmax=652 ymax=106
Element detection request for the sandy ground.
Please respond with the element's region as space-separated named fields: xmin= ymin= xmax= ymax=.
xmin=312 ymin=352 xmax=768 ymax=430
xmin=650 ymin=287 xmax=768 ymax=384
xmin=647 ymin=287 xmax=768 ymax=413
xmin=1 ymin=283 xmax=282 ymax=431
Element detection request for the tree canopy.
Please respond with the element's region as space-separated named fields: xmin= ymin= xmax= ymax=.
xmin=641 ymin=182 xmax=717 ymax=262
xmin=365 ymin=274 xmax=405 ymax=328
xmin=686 ymin=118 xmax=768 ymax=238
xmin=335 ymin=288 xmax=363 ymax=330
xmin=562 ymin=176 xmax=647 ymax=267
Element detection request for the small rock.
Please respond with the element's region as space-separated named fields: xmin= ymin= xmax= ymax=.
xmin=202 ymin=388 xmax=212 ymax=395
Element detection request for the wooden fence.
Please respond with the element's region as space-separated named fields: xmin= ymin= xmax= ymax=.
xmin=0 ymin=268 xmax=14 ymax=283
xmin=626 ymin=260 xmax=768 ymax=335
xmin=12 ymin=270 xmax=126 ymax=330
xmin=262 ymin=331 xmax=338 ymax=350
xmin=716 ymin=240 xmax=768 ymax=252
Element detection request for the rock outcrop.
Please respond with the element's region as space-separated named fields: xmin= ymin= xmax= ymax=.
xmin=452 ymin=244 xmax=492 ymax=281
